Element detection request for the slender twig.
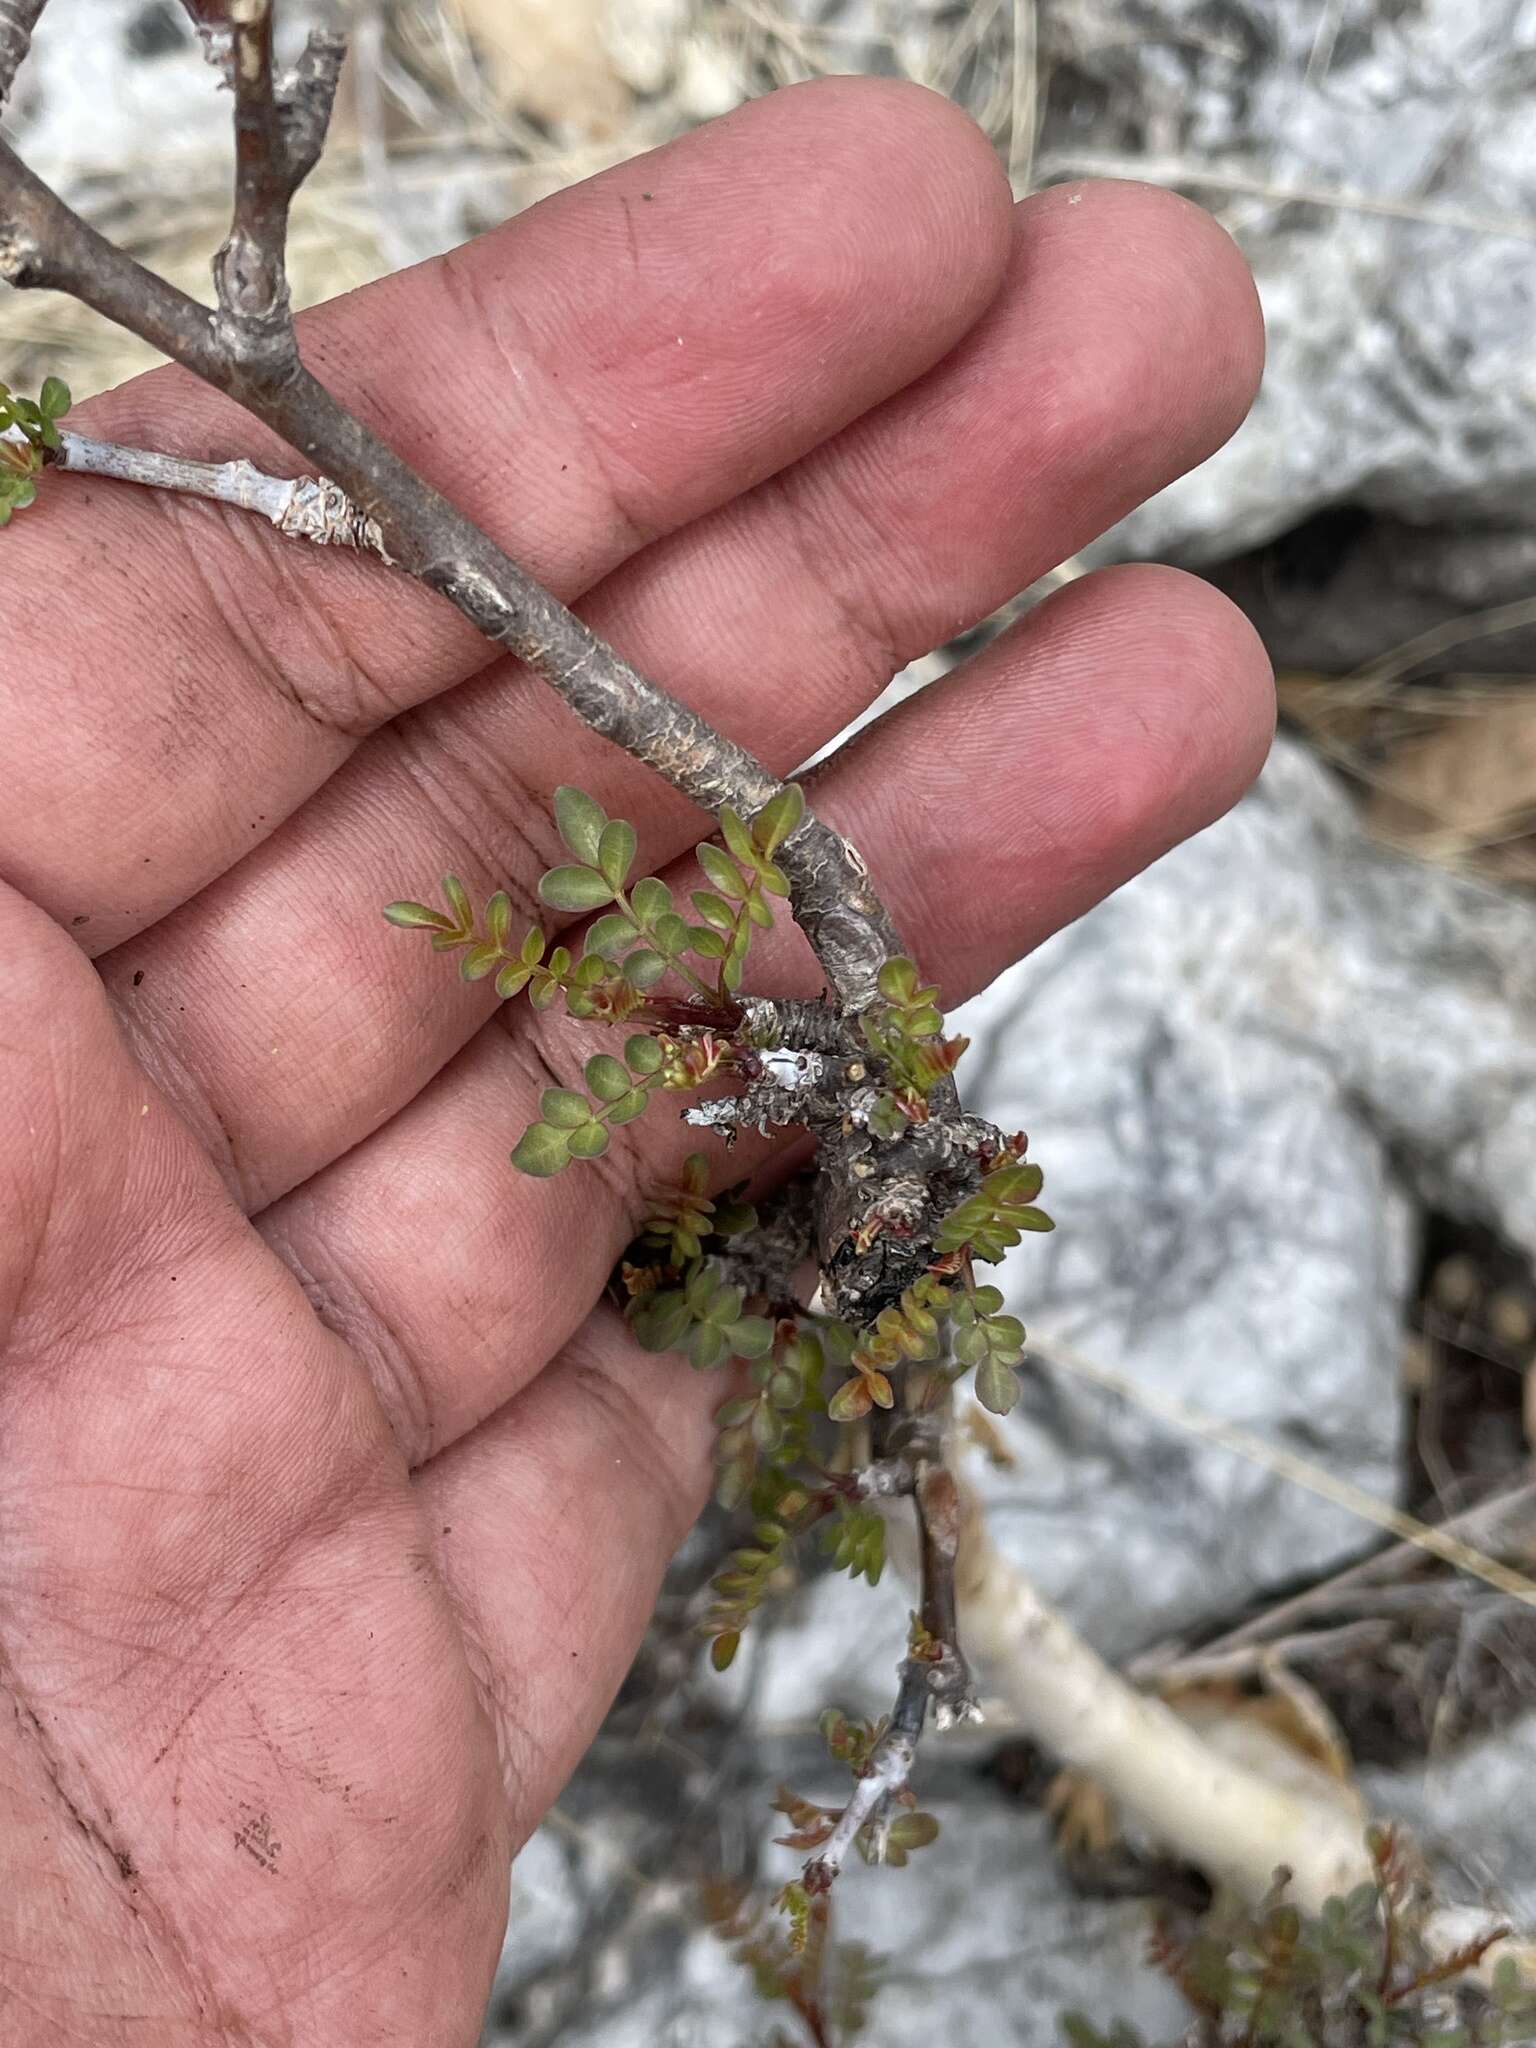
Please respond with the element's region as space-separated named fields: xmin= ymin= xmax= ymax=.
xmin=801 ymin=1661 xmax=926 ymax=1892
xmin=48 ymin=431 xmax=385 ymax=550
xmin=801 ymin=1423 xmax=980 ymax=1897
xmin=910 ymin=1452 xmax=981 ymax=1729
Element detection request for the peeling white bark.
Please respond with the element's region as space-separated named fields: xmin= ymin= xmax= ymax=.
xmin=52 ymin=432 xmax=387 ymax=555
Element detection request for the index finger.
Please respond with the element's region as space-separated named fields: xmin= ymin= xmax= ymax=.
xmin=0 ymin=79 xmax=1010 ymax=948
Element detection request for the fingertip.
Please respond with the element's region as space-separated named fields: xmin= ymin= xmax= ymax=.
xmin=841 ymin=561 xmax=1274 ymax=992
xmin=729 ymin=74 xmax=1017 ymax=332
xmin=1013 ymin=176 xmax=1265 ymax=490
xmin=1073 ymin=562 xmax=1275 ymax=840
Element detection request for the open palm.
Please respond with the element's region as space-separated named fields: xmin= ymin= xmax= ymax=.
xmin=0 ymin=79 xmax=1270 ymax=2046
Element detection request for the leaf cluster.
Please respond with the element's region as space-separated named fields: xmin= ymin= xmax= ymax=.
xmin=934 ymin=1156 xmax=1055 ymax=1262
xmin=0 ymin=375 xmax=70 ymax=524
xmin=817 ymin=1502 xmax=886 ymax=1585
xmin=703 ymin=1512 xmax=794 ymax=1675
xmin=700 ymin=1876 xmax=879 ymax=2039
xmin=772 ymin=1780 xmax=939 ymax=1870
xmin=826 ymin=1274 xmax=1028 ymax=1421
xmin=951 ymin=1283 xmax=1028 ymax=1417
xmin=639 ymin=1149 xmax=755 ymax=1264
xmin=858 ymin=955 xmax=969 ymax=1131
xmin=690 ymin=783 xmax=802 ymax=994
xmin=711 ymin=1321 xmax=825 ymax=1512
xmin=510 ymin=1037 xmax=666 ymax=1175
xmin=703 ymin=1327 xmax=839 ymax=1667
xmin=628 ymin=1254 xmax=775 ymax=1368
xmin=1062 ymin=1831 xmax=1536 ymax=2048
xmin=544 ymin=781 xmax=802 ymax=1003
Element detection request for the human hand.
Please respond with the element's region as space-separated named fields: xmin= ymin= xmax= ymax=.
xmin=0 ymin=78 xmax=1269 ymax=2046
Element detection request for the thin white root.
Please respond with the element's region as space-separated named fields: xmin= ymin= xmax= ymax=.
xmin=938 ymin=1464 xmax=1532 ymax=1985
xmin=52 ymin=432 xmax=389 ymax=557
xmin=951 ymin=1480 xmax=1373 ymax=1911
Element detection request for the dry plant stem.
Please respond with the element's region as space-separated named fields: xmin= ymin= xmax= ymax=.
xmin=1191 ymin=1469 xmax=1536 ymax=1657
xmin=50 ymin=431 xmax=385 ymax=549
xmin=0 ymin=128 xmax=899 ymax=1015
xmin=803 ymin=1666 xmax=924 ymax=1892
xmin=0 ymin=0 xmax=46 ymax=110
xmin=803 ymin=1429 xmax=980 ymax=1895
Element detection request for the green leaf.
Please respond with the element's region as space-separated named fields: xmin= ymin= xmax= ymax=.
xmin=382 ymin=900 xmax=455 ymax=930
xmin=566 ymin=1120 xmax=611 ymax=1160
xmin=877 ymin=956 xmax=919 ymax=1003
xmin=827 ymin=1377 xmax=872 ymax=1423
xmin=952 ymin=1324 xmax=987 ymax=1366
xmin=494 ymin=962 xmax=532 ymax=999
xmin=584 ymin=911 xmax=634 ymax=958
xmin=719 ymin=805 xmax=755 ymax=865
xmin=692 ymin=890 xmax=735 ymax=930
xmin=710 ymin=1631 xmax=740 ymax=1672
xmin=484 ymin=891 xmax=511 ymax=949
xmin=625 ymin=1034 xmax=664 ymax=1074
xmin=554 ymin=785 xmax=606 ymax=864
xmin=39 ymin=376 xmax=70 ymax=420
xmin=597 ymin=817 xmax=637 ymax=891
xmin=727 ymin=1316 xmax=775 ymax=1359
xmin=688 ymin=924 xmax=727 ymax=958
xmin=540 ymin=1087 xmax=593 ymax=1129
xmin=866 ymin=1094 xmax=907 ymax=1141
xmin=752 ymin=782 xmax=804 ymax=855
xmin=689 ymin=1323 xmax=730 ymax=1370
xmin=511 ymin=1122 xmax=571 ymax=1176
xmin=605 ymin=1087 xmax=650 ymax=1126
xmin=521 ymin=927 xmax=547 ymax=966
xmin=460 ymin=942 xmax=502 ymax=981
xmin=975 ymin=1356 xmax=1021 ymax=1417
xmin=584 ymin=1054 xmax=631 ymax=1102
xmin=632 ymin=1289 xmax=693 ymax=1352
xmin=631 ymin=875 xmax=672 ymax=924
xmin=703 ymin=1282 xmax=746 ymax=1327
xmin=539 ymin=864 xmax=615 ymax=912
xmin=651 ymin=911 xmax=689 ymax=956
xmin=623 ymin=948 xmax=667 ymax=988
xmin=886 ymin=1811 xmax=939 ymax=1853
xmin=1015 ymin=1206 xmax=1055 ymax=1231
xmin=442 ymin=875 xmax=473 ymax=930
xmin=697 ymin=843 xmax=743 ymax=898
